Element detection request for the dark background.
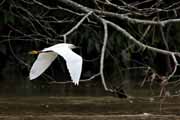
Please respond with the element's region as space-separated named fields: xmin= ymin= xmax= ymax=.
xmin=0 ymin=0 xmax=180 ymax=96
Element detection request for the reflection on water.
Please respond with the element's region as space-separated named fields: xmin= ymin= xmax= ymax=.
xmin=0 ymin=81 xmax=109 ymax=96
xmin=0 ymin=79 xmax=162 ymax=97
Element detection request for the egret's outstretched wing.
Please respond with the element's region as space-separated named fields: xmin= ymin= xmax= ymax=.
xmin=52 ymin=48 xmax=82 ymax=85
xmin=29 ymin=52 xmax=57 ymax=80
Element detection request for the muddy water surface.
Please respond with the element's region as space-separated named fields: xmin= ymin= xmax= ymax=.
xmin=0 ymin=96 xmax=179 ymax=119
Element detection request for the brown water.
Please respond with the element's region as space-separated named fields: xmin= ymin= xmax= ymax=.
xmin=0 ymin=96 xmax=179 ymax=119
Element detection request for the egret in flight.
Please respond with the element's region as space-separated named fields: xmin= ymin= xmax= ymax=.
xmin=29 ymin=43 xmax=82 ymax=85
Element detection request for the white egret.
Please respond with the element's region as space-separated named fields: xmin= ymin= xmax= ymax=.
xmin=29 ymin=43 xmax=82 ymax=85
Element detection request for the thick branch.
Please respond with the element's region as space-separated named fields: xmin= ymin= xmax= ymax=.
xmin=100 ymin=19 xmax=113 ymax=92
xmin=104 ymin=19 xmax=175 ymax=55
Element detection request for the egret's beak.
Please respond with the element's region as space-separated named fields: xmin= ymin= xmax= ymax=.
xmin=29 ymin=50 xmax=40 ymax=55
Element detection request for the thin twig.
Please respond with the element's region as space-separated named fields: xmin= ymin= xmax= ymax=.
xmin=61 ymin=11 xmax=93 ymax=43
xmin=168 ymin=53 xmax=178 ymax=79
xmin=0 ymin=0 xmax=6 ymax=6
xmin=8 ymin=31 xmax=30 ymax=67
xmin=48 ymin=73 xmax=100 ymax=84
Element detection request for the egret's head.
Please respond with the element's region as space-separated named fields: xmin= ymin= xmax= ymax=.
xmin=68 ymin=44 xmax=76 ymax=49
xmin=28 ymin=50 xmax=40 ymax=55
xmin=68 ymin=44 xmax=80 ymax=49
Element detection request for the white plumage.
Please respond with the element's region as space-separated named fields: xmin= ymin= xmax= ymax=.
xmin=29 ymin=43 xmax=83 ymax=85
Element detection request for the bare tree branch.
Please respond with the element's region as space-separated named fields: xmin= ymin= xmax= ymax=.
xmin=5 ymin=0 xmax=180 ymax=97
xmin=48 ymin=73 xmax=100 ymax=84
xmin=99 ymin=18 xmax=113 ymax=92
xmin=61 ymin=11 xmax=93 ymax=43
xmin=168 ymin=54 xmax=178 ymax=80
xmin=104 ymin=19 xmax=176 ymax=55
